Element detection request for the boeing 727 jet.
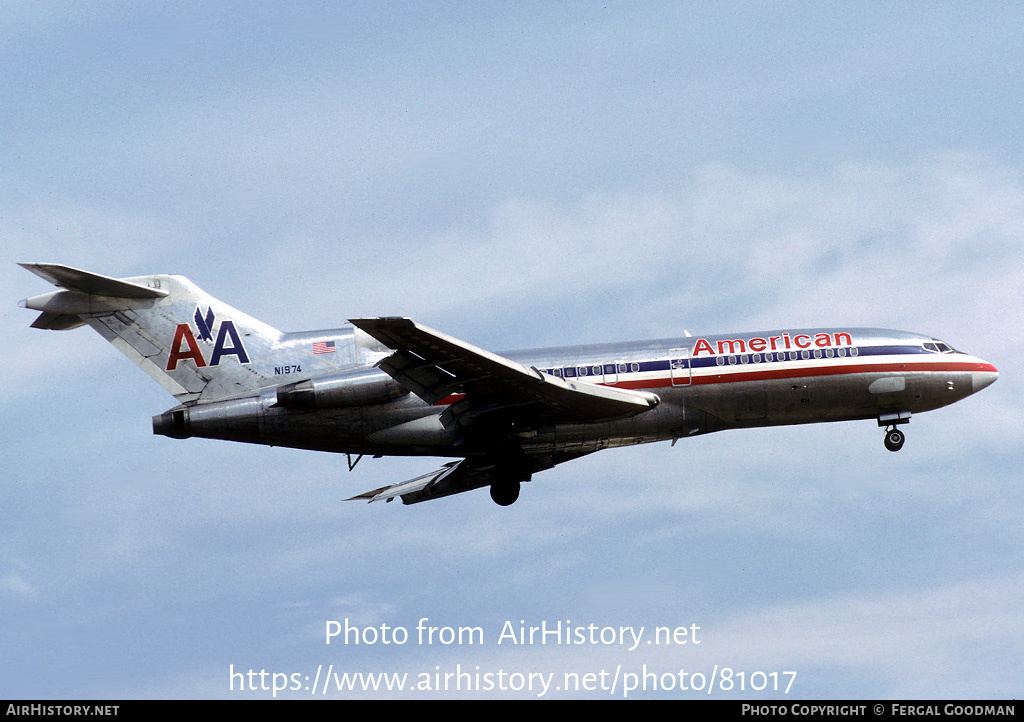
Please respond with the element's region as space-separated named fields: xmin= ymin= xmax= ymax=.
xmin=19 ymin=263 xmax=998 ymax=506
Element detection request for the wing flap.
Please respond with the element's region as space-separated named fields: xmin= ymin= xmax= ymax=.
xmin=347 ymin=460 xmax=477 ymax=504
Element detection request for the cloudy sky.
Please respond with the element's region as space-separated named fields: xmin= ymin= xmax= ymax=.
xmin=2 ymin=2 xmax=1022 ymax=699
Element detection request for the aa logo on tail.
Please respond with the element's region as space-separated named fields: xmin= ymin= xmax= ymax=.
xmin=166 ymin=306 xmax=251 ymax=371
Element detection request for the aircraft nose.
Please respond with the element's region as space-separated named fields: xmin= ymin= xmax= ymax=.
xmin=972 ymin=362 xmax=998 ymax=393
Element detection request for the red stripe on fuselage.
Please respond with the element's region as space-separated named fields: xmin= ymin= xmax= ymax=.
xmin=612 ymin=359 xmax=992 ymax=391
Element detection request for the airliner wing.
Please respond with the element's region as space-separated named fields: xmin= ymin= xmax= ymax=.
xmin=346 ymin=459 xmax=485 ymax=504
xmin=349 ymin=317 xmax=659 ymax=425
xmin=347 ymin=452 xmax=593 ymax=505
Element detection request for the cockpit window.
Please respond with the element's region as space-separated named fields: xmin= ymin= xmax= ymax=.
xmin=925 ymin=340 xmax=959 ymax=354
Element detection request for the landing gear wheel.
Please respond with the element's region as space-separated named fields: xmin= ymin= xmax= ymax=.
xmin=884 ymin=428 xmax=905 ymax=452
xmin=490 ymin=480 xmax=521 ymax=506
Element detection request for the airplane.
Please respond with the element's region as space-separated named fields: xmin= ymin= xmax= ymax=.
xmin=19 ymin=263 xmax=998 ymax=506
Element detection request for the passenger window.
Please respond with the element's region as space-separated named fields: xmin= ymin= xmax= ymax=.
xmin=631 ymin=362 xmax=639 ymax=373
xmin=716 ymin=357 xmax=725 ymax=366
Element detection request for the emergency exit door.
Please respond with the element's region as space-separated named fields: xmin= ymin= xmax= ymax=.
xmin=670 ymin=348 xmax=691 ymax=386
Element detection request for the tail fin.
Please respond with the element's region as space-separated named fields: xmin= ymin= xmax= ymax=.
xmin=20 ymin=263 xmax=283 ymax=403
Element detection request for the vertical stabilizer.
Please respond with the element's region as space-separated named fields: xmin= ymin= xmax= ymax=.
xmin=20 ymin=263 xmax=284 ymax=403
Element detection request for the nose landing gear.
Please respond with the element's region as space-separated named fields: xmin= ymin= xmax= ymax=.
xmin=878 ymin=410 xmax=911 ymax=452
xmin=883 ymin=427 xmax=905 ymax=452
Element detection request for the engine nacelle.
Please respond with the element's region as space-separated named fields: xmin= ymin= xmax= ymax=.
xmin=275 ymin=368 xmax=408 ymax=409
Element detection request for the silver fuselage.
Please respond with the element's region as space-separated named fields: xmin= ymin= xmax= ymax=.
xmin=157 ymin=327 xmax=998 ymax=458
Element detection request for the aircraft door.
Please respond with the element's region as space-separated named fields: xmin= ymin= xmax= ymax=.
xmin=670 ymin=348 xmax=691 ymax=386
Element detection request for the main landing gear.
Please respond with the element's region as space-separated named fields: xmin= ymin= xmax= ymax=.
xmin=487 ymin=452 xmax=533 ymax=506
xmin=878 ymin=411 xmax=910 ymax=452
xmin=490 ymin=479 xmax=521 ymax=506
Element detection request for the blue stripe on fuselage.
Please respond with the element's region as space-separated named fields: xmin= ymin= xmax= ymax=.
xmin=541 ymin=344 xmax=933 ymax=378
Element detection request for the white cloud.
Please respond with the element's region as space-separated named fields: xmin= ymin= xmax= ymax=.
xmin=222 ymin=153 xmax=1024 ymax=353
xmin=0 ymin=560 xmax=38 ymax=602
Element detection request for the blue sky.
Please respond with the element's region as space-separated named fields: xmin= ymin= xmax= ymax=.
xmin=2 ymin=2 xmax=1022 ymax=699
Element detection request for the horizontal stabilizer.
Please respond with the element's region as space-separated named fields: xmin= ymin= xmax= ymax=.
xmin=19 ymin=263 xmax=168 ymax=299
xmin=29 ymin=311 xmax=86 ymax=330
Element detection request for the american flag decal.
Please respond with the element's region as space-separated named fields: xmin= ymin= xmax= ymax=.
xmin=313 ymin=340 xmax=336 ymax=354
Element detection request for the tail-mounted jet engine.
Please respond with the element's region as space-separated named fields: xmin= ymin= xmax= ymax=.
xmin=153 ymin=368 xmax=410 ymax=442
xmin=274 ymin=368 xmax=408 ymax=409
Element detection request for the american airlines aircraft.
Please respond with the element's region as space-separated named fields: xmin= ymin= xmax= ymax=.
xmin=20 ymin=263 xmax=998 ymax=507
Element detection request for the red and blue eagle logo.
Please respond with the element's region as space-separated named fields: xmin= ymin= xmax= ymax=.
xmin=165 ymin=306 xmax=250 ymax=371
